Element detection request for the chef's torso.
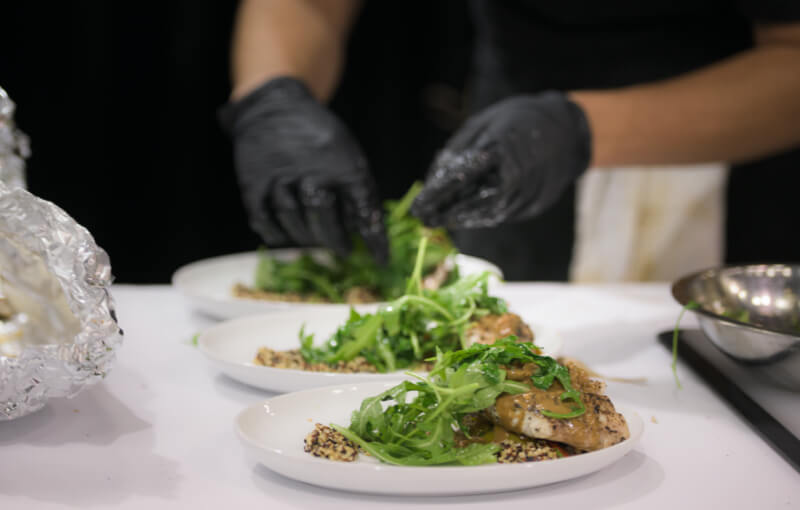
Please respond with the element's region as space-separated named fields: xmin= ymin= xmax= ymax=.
xmin=451 ymin=0 xmax=794 ymax=281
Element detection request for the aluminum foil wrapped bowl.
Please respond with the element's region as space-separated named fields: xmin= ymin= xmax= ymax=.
xmin=673 ymin=264 xmax=800 ymax=391
xmin=0 ymin=182 xmax=123 ymax=420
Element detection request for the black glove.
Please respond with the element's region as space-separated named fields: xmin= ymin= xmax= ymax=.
xmin=220 ymin=77 xmax=388 ymax=263
xmin=411 ymin=91 xmax=591 ymax=229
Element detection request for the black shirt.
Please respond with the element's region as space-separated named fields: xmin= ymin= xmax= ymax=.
xmin=450 ymin=0 xmax=800 ymax=280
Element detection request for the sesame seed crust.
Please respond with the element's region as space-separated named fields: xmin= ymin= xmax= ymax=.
xmin=496 ymin=439 xmax=571 ymax=463
xmin=254 ymin=348 xmax=377 ymax=373
xmin=232 ymin=283 xmax=380 ymax=304
xmin=304 ymin=424 xmax=359 ymax=462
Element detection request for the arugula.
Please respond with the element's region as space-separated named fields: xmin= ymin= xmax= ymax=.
xmin=252 ymin=182 xmax=456 ymax=302
xmin=331 ymin=337 xmax=584 ymax=466
xmin=430 ymin=338 xmax=585 ymax=419
xmin=671 ymin=300 xmax=700 ymax=389
xmin=298 ymin=236 xmax=506 ymax=372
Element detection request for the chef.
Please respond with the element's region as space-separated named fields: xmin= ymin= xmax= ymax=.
xmin=221 ymin=0 xmax=800 ymax=282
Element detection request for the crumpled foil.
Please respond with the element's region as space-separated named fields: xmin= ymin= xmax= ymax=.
xmin=0 ymin=86 xmax=30 ymax=189
xmin=0 ymin=182 xmax=123 ymax=420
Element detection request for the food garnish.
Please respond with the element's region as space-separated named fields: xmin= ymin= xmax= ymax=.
xmin=671 ymin=300 xmax=699 ymax=389
xmin=279 ymin=236 xmax=508 ymax=373
xmin=240 ymin=182 xmax=456 ymax=303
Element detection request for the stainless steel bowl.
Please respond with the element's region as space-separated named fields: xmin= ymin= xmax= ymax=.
xmin=672 ymin=264 xmax=800 ymax=391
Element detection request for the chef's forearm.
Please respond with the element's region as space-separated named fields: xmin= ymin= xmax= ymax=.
xmin=230 ymin=0 xmax=361 ymax=101
xmin=571 ymin=23 xmax=800 ymax=167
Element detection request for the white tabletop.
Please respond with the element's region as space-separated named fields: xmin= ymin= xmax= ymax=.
xmin=1 ymin=283 xmax=797 ymax=509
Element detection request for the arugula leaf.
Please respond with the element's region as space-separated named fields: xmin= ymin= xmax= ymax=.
xmin=328 ymin=314 xmax=383 ymax=363
xmin=298 ymin=325 xmax=326 ymax=364
xmin=430 ymin=337 xmax=586 ymax=419
xmin=671 ymin=300 xmax=700 ymax=389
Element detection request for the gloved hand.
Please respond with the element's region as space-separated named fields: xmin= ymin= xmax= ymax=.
xmin=220 ymin=77 xmax=388 ymax=263
xmin=411 ymin=91 xmax=591 ymax=229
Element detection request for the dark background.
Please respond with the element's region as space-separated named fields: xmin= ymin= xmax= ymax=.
xmin=0 ymin=1 xmax=472 ymax=283
xmin=1 ymin=1 xmax=798 ymax=283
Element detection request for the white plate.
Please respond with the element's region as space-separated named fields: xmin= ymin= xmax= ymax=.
xmin=198 ymin=308 xmax=561 ymax=393
xmin=172 ymin=250 xmax=502 ymax=320
xmin=235 ymin=381 xmax=644 ymax=495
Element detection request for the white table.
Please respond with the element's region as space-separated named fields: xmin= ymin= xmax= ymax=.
xmin=1 ymin=283 xmax=797 ymax=509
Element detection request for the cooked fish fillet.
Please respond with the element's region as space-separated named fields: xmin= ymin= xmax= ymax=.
xmin=464 ymin=313 xmax=534 ymax=347
xmin=558 ymin=358 xmax=607 ymax=395
xmin=487 ymin=364 xmax=629 ymax=451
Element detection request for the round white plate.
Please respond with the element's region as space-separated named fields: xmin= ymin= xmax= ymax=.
xmin=198 ymin=308 xmax=561 ymax=393
xmin=235 ymin=381 xmax=644 ymax=495
xmin=172 ymin=250 xmax=502 ymax=320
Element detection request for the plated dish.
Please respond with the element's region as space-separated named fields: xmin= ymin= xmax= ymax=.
xmin=173 ymin=184 xmax=501 ymax=319
xmin=200 ymin=237 xmax=546 ymax=393
xmin=304 ymin=338 xmax=629 ymax=463
xmin=197 ymin=307 xmax=560 ymax=393
xmin=173 ymin=250 xmax=500 ymax=320
xmin=236 ymin=380 xmax=643 ymax=495
xmin=238 ymin=184 xmax=457 ymax=305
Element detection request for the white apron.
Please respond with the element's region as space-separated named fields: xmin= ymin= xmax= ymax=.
xmin=569 ymin=164 xmax=728 ymax=282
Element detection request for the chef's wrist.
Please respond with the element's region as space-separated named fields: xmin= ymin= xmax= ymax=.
xmin=231 ymin=68 xmax=298 ymax=101
xmin=219 ymin=76 xmax=315 ymax=135
xmin=568 ymin=90 xmax=623 ymax=168
xmin=560 ymin=92 xmax=593 ymax=179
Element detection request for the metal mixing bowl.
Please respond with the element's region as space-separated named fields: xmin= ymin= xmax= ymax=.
xmin=672 ymin=264 xmax=800 ymax=391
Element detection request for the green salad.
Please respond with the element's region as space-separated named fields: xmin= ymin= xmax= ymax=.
xmin=330 ymin=337 xmax=585 ymax=466
xmin=298 ymin=237 xmax=506 ymax=372
xmin=250 ymin=183 xmax=456 ymax=303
